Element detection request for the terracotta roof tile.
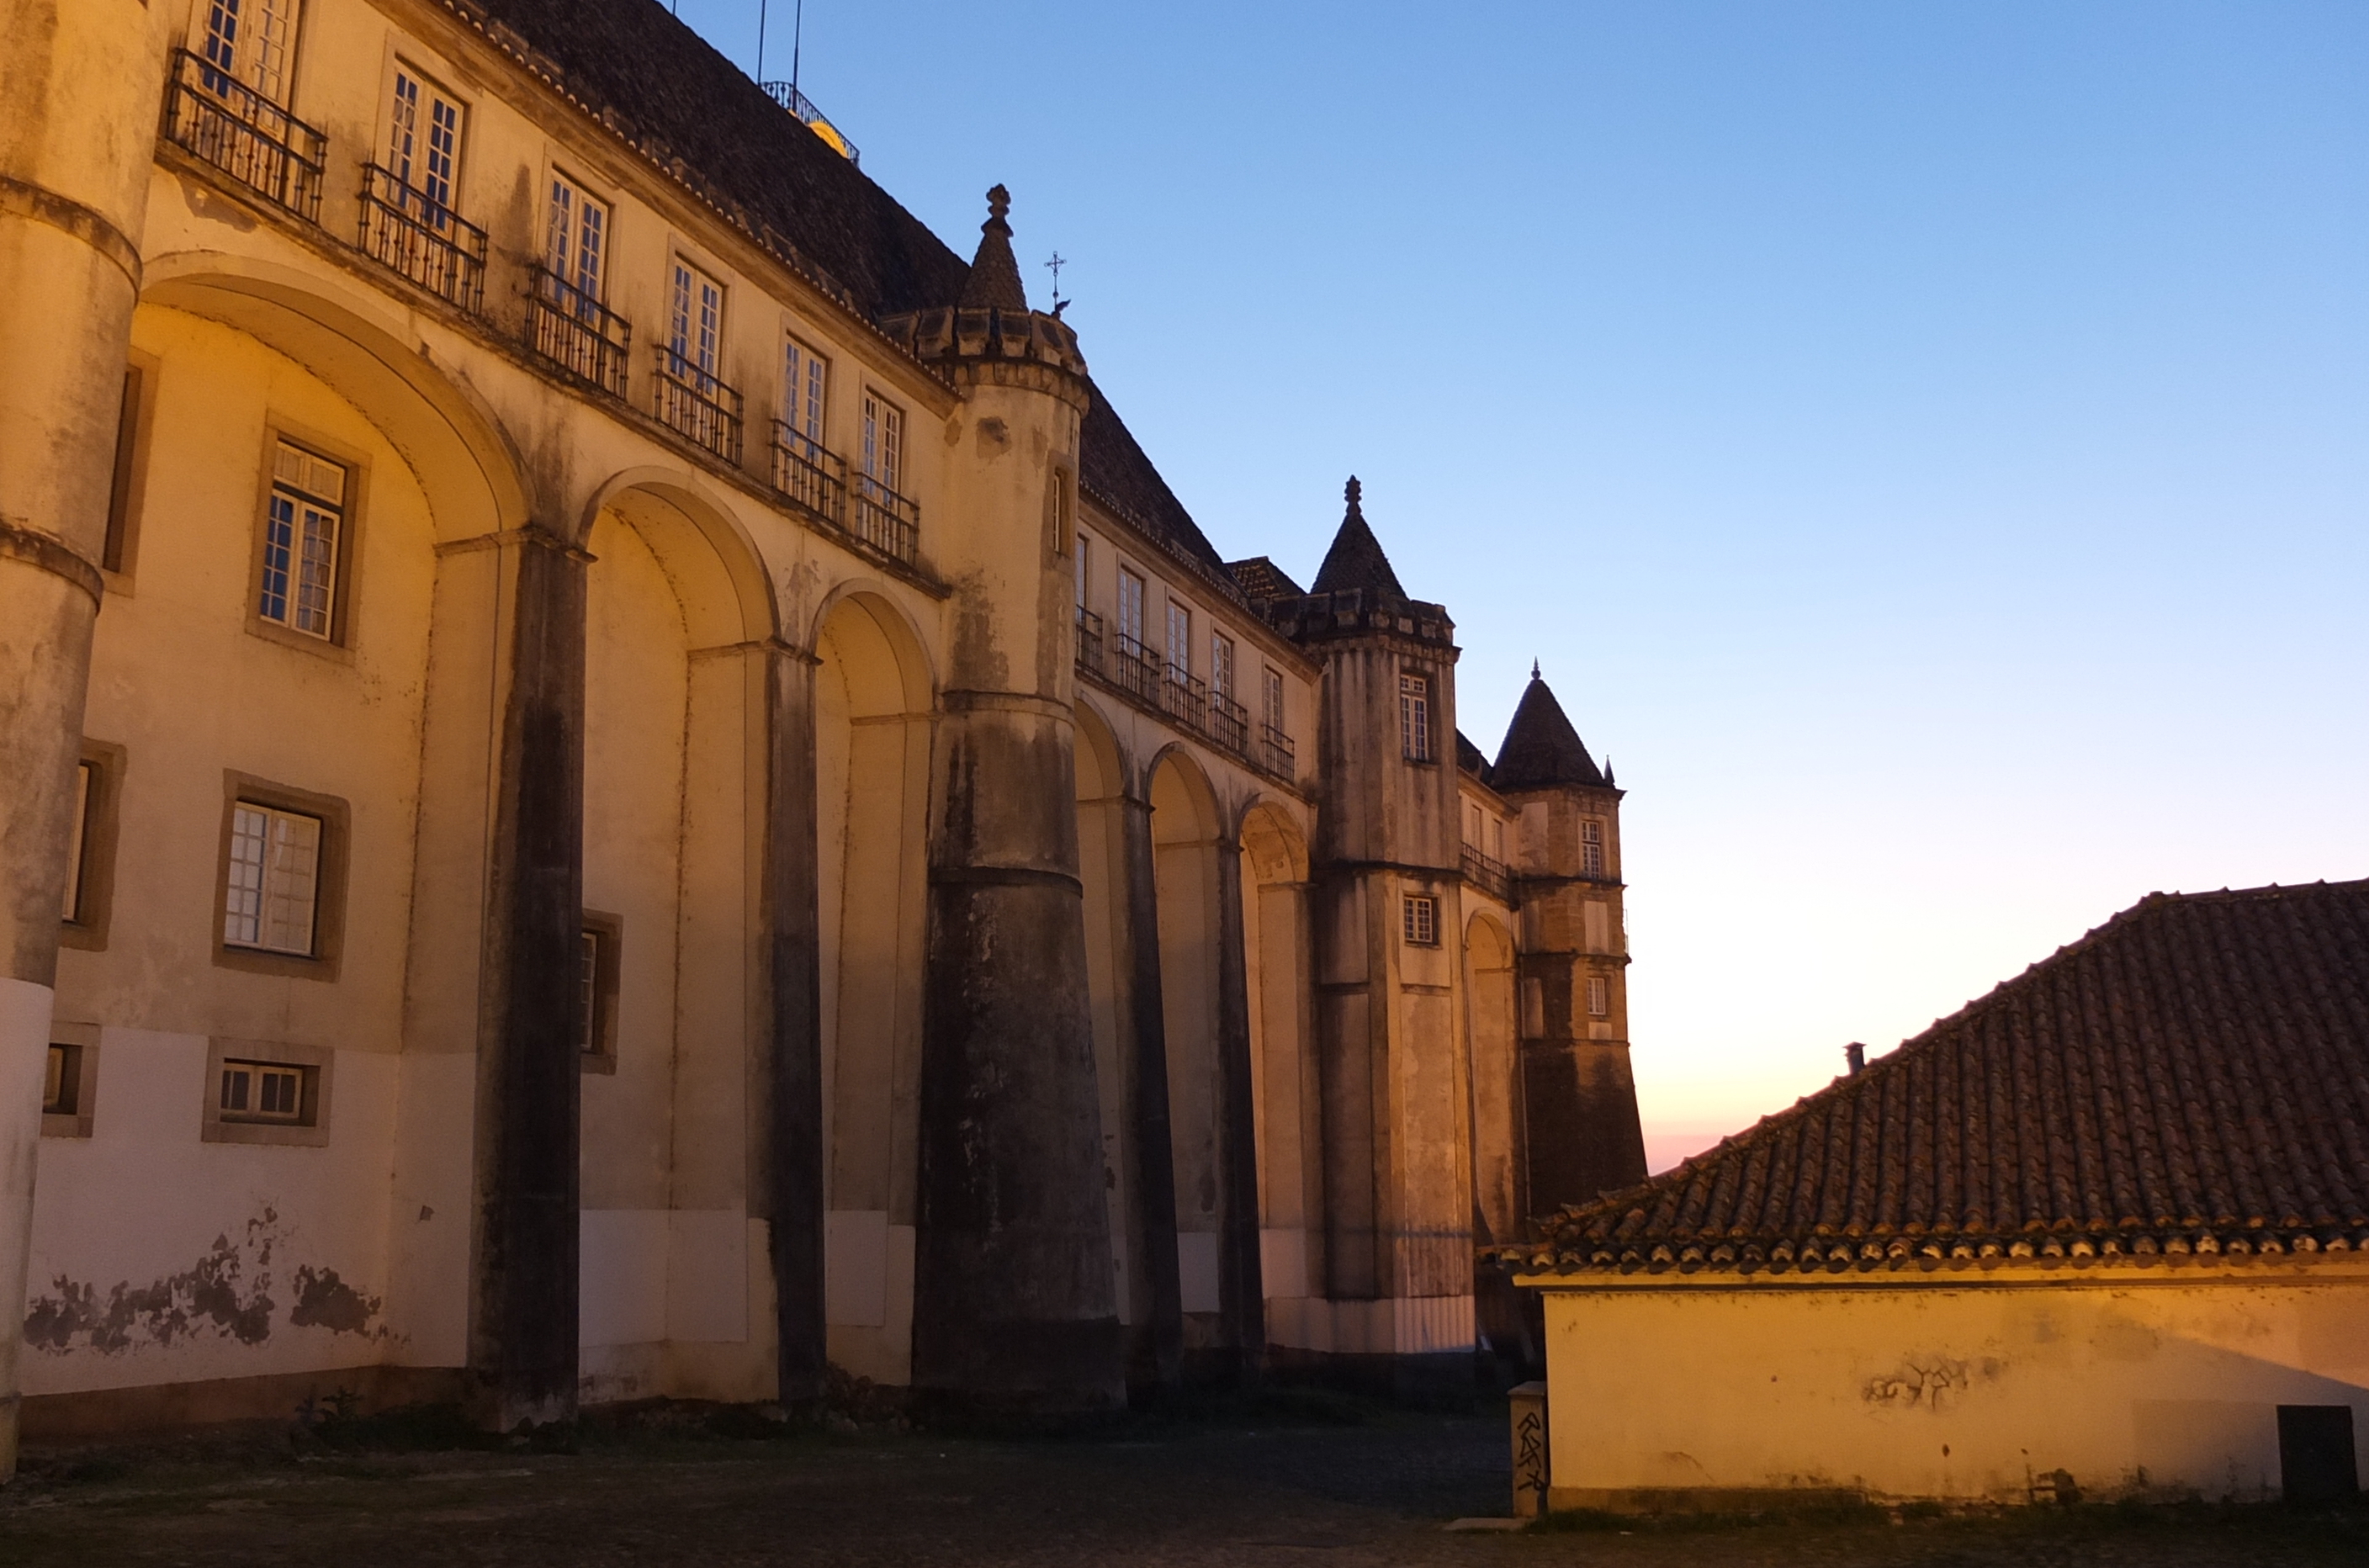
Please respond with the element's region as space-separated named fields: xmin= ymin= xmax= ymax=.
xmin=1514 ymin=879 xmax=2369 ymax=1275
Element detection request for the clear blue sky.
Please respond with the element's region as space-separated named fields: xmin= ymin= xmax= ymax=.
xmin=679 ymin=1 xmax=2369 ymax=1164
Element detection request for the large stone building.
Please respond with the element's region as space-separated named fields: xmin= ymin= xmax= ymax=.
xmin=0 ymin=0 xmax=1645 ymax=1462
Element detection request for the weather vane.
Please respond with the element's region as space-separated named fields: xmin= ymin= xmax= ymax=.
xmin=1045 ymin=252 xmax=1068 ymax=316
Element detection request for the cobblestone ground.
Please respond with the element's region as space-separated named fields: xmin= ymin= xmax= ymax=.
xmin=3 ymin=1404 xmax=2363 ymax=1567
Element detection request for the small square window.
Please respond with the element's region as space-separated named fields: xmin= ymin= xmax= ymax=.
xmin=1587 ymin=976 xmax=1611 ymax=1018
xmin=220 ymin=1058 xmax=310 ymax=1124
xmin=1402 ymin=893 xmax=1439 ymax=947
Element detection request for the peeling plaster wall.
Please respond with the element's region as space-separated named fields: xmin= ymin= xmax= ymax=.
xmin=1536 ymin=1269 xmax=2369 ymax=1507
xmin=24 ymin=1031 xmax=398 ymax=1395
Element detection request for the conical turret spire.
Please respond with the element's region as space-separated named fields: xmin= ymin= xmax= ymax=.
xmin=1492 ymin=667 xmax=1607 ymax=790
xmin=1310 ymin=475 xmax=1407 ymax=600
xmin=959 ymin=184 xmax=1028 ymax=310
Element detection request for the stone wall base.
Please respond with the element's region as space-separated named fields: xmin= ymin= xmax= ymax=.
xmin=22 ymin=1365 xmax=469 ymax=1444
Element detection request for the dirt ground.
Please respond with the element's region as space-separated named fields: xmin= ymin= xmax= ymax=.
xmin=2 ymin=1399 xmax=2363 ymax=1567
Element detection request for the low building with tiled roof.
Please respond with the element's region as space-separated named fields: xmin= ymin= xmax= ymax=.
xmin=1510 ymin=878 xmax=2369 ymax=1512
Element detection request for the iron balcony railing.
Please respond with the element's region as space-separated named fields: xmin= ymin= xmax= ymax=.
xmin=852 ymin=474 xmax=920 ymax=565
xmin=358 ymin=164 xmax=487 ymax=314
xmin=653 ymin=346 xmax=743 ymax=463
xmin=1161 ymin=665 xmax=1209 ymax=734
xmin=1074 ymin=607 xmax=1104 ymax=674
xmin=771 ymin=423 xmax=847 ymax=527
xmin=1110 ymin=632 xmax=1164 ymax=707
xmin=526 ymin=267 xmax=631 ymax=397
xmin=1206 ymin=691 xmax=1249 ymax=755
xmin=760 ymin=82 xmax=861 ymax=168
xmin=1462 ymin=845 xmax=1513 ymax=904
xmin=1260 ymin=722 xmax=1296 ymax=781
xmin=162 ymin=48 xmax=326 ymax=221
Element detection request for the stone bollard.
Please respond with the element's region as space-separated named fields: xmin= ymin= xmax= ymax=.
xmin=1509 ymin=1380 xmax=1550 ymax=1518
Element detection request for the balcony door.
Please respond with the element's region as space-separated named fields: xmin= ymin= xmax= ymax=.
xmin=203 ymin=0 xmax=300 ymax=103
xmin=385 ymin=66 xmax=464 ymax=228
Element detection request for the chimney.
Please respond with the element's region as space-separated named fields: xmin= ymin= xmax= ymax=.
xmin=1844 ymin=1042 xmax=1867 ymax=1076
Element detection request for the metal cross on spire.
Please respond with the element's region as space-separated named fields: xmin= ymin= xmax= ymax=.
xmin=1045 ymin=252 xmax=1068 ymax=316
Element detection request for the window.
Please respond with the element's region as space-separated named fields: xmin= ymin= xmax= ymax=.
xmin=1166 ymin=601 xmax=1192 ymax=681
xmin=258 ymin=441 xmax=346 ymax=640
xmin=1402 ymin=893 xmax=1439 ymax=947
xmin=1211 ymin=634 xmax=1236 ymax=702
xmin=220 ymin=1058 xmax=307 ymax=1123
xmin=385 ymin=66 xmax=464 ymax=222
xmin=1491 ymin=816 xmax=1505 ymax=862
xmin=1581 ymin=818 xmax=1604 ymax=878
xmin=203 ymin=1036 xmax=332 ymax=1145
xmin=225 ymin=801 xmax=321 ymax=955
xmin=201 ymin=0 xmax=300 ymax=103
xmin=668 ymin=259 xmax=724 ymax=383
xmin=544 ymin=170 xmax=608 ymax=302
xmin=861 ymin=389 xmax=904 ymax=495
xmin=1399 ymin=672 xmax=1431 ymax=761
xmin=1587 ymin=976 xmax=1610 ymax=1018
xmin=1075 ymin=533 xmax=1091 ymax=610
xmin=1262 ymin=667 xmax=1285 ymax=734
xmin=782 ymin=335 xmax=828 ymax=442
xmin=580 ymin=911 xmax=623 ymax=1073
xmin=103 ymin=365 xmax=146 ymax=575
xmin=62 ymin=762 xmax=93 ymax=922
xmin=42 ymin=1023 xmax=98 ymax=1139
xmin=1118 ymin=568 xmax=1147 ymax=648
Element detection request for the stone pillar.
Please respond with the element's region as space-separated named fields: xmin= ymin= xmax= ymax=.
xmin=0 ymin=0 xmax=162 ymax=1479
xmin=1117 ymin=792 xmax=1183 ymax=1395
xmin=1212 ymin=834 xmax=1266 ymax=1382
xmin=467 ymin=529 xmax=587 ymax=1432
xmin=913 ymin=691 xmax=1124 ymax=1413
xmin=762 ymin=641 xmax=826 ymax=1405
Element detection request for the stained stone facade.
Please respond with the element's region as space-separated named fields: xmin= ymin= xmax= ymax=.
xmin=0 ymin=0 xmax=1644 ymax=1460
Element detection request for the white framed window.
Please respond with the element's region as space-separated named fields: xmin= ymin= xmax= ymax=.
xmin=782 ymin=335 xmax=828 ymax=443
xmin=1587 ymin=975 xmax=1611 ymax=1018
xmin=201 ymin=0 xmax=301 ymax=103
xmin=1399 ymin=672 xmax=1431 ymax=761
xmin=1262 ymin=667 xmax=1285 ymax=734
xmin=1581 ymin=818 xmax=1604 ymax=878
xmin=1166 ymin=601 xmax=1192 ymax=680
xmin=1118 ymin=568 xmax=1147 ymax=649
xmin=861 ymin=389 xmax=904 ymax=495
xmin=544 ymin=170 xmax=609 ymax=303
xmin=259 ymin=441 xmax=346 ymax=640
xmin=219 ymin=1057 xmax=308 ymax=1124
xmin=1402 ymin=893 xmax=1439 ymax=947
xmin=385 ymin=66 xmax=464 ymax=221
xmin=224 ymin=802 xmax=321 ymax=955
xmin=668 ymin=258 xmax=725 ymax=383
xmin=1211 ymin=633 xmax=1236 ymax=702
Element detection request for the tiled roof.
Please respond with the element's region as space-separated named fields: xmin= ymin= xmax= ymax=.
xmin=1455 ymin=729 xmax=1493 ymax=783
xmin=1227 ymin=557 xmax=1306 ymax=607
xmin=448 ymin=0 xmax=1236 ymax=591
xmin=1491 ymin=675 xmax=1606 ymax=791
xmin=1514 ymin=880 xmax=2369 ymax=1277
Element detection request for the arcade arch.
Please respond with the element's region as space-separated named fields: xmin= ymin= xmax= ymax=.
xmin=1147 ymin=749 xmax=1226 ymax=1332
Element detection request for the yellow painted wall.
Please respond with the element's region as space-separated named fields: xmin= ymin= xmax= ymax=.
xmin=1534 ymin=1263 xmax=2369 ymax=1507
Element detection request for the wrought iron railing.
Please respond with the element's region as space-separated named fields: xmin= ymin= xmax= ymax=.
xmin=653 ymin=346 xmax=743 ymax=463
xmin=1462 ymin=845 xmax=1513 ymax=904
xmin=1206 ymin=691 xmax=1250 ymax=754
xmin=760 ymin=81 xmax=861 ymax=167
xmin=1161 ymin=665 xmax=1209 ymax=734
xmin=526 ymin=267 xmax=631 ymax=396
xmin=1260 ymin=723 xmax=1296 ymax=781
xmin=1111 ymin=632 xmax=1163 ymax=707
xmin=358 ymin=164 xmax=487 ymax=313
xmin=852 ymin=474 xmax=920 ymax=565
xmin=771 ymin=423 xmax=846 ymax=526
xmin=162 ymin=49 xmax=326 ymax=221
xmin=1075 ymin=608 xmax=1104 ymax=674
